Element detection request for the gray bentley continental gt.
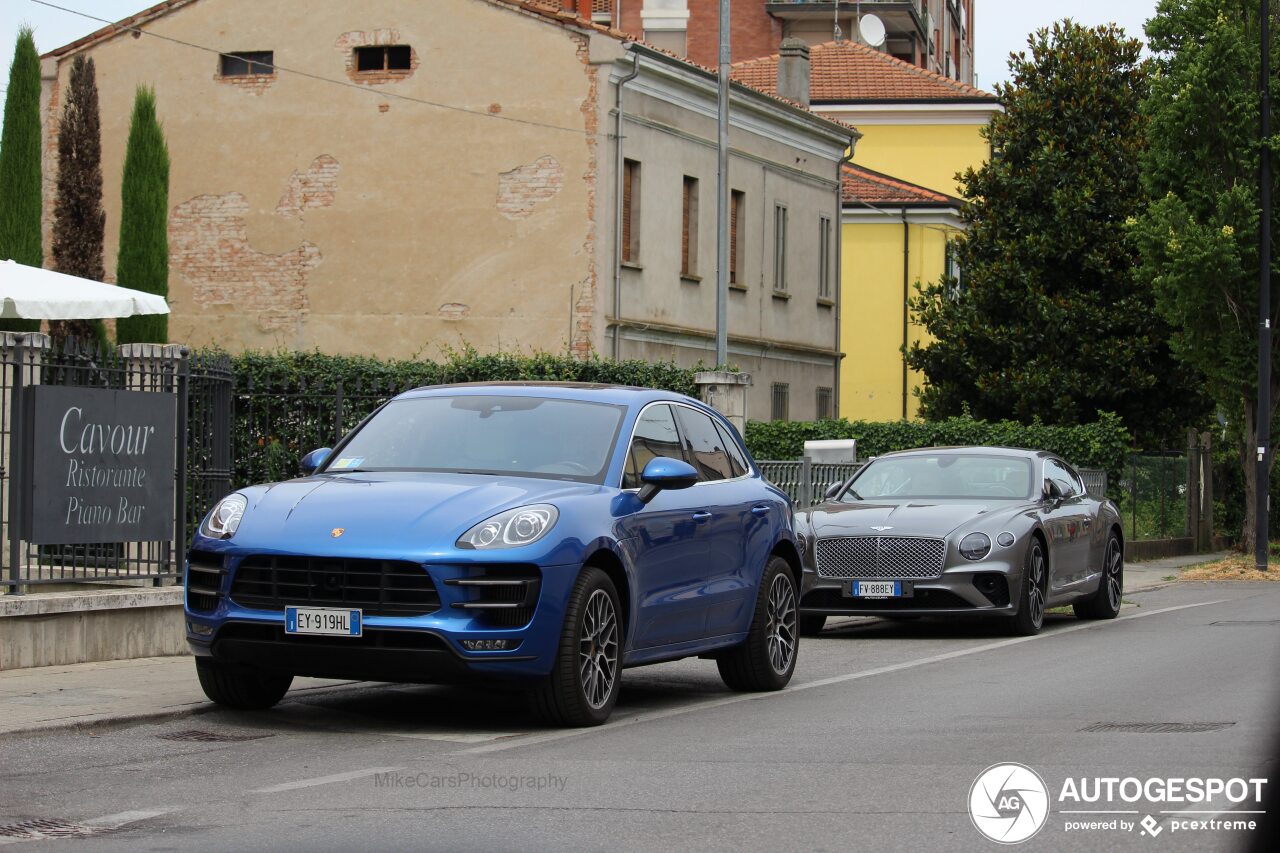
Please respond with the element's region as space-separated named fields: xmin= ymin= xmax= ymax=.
xmin=795 ymin=447 xmax=1124 ymax=637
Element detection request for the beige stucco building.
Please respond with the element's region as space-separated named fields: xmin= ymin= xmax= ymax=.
xmin=40 ymin=0 xmax=855 ymax=421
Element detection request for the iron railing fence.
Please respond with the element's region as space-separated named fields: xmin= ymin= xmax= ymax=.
xmin=1116 ymin=451 xmax=1199 ymax=541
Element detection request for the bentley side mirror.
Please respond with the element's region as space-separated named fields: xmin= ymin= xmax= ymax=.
xmin=823 ymin=480 xmax=846 ymax=501
xmin=637 ymin=457 xmax=698 ymax=504
xmin=1042 ymin=478 xmax=1064 ymax=503
xmin=300 ymin=447 xmax=333 ymax=476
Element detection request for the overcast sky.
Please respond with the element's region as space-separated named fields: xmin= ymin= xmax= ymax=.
xmin=3 ymin=0 xmax=1162 ymax=107
xmin=974 ymin=0 xmax=1160 ymax=91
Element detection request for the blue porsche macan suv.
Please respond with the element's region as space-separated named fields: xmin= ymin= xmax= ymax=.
xmin=185 ymin=383 xmax=801 ymax=726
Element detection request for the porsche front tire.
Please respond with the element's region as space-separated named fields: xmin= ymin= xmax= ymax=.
xmin=195 ymin=657 xmax=293 ymax=710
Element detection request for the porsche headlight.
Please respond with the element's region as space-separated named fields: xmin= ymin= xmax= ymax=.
xmin=200 ymin=494 xmax=247 ymax=540
xmin=457 ymin=505 xmax=559 ymax=550
xmin=959 ymin=532 xmax=991 ymax=561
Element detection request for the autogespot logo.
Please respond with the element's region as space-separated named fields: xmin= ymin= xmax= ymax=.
xmin=969 ymin=763 xmax=1051 ymax=844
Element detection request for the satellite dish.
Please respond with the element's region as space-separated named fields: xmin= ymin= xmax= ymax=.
xmin=859 ymin=13 xmax=886 ymax=48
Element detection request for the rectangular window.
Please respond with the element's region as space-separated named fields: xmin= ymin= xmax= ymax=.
xmin=355 ymin=45 xmax=412 ymax=72
xmin=622 ymin=159 xmax=641 ymax=264
xmin=945 ymin=241 xmax=963 ymax=300
xmin=819 ymin=215 xmax=832 ymax=300
xmin=773 ymin=204 xmax=788 ymax=293
xmin=730 ymin=190 xmax=745 ymax=286
xmin=681 ymin=176 xmax=699 ymax=276
xmin=219 ymin=51 xmax=274 ymax=77
xmin=816 ymin=387 xmax=833 ymax=421
xmin=771 ymin=383 xmax=790 ymax=422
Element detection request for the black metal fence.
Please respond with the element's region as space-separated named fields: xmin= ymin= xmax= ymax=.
xmin=1116 ymin=447 xmax=1208 ymax=541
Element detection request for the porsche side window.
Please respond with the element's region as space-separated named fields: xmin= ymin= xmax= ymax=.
xmin=674 ymin=407 xmax=734 ymax=482
xmin=623 ymin=405 xmax=683 ymax=489
xmin=1044 ymin=459 xmax=1079 ymax=498
xmin=713 ymin=419 xmax=749 ymax=478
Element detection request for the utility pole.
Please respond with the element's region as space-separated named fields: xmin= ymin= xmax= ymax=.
xmin=1258 ymin=0 xmax=1272 ymax=570
xmin=715 ymin=0 xmax=731 ymax=367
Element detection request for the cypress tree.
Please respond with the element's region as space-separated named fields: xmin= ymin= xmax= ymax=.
xmin=0 ymin=27 xmax=43 ymax=333
xmin=50 ymin=55 xmax=108 ymax=346
xmin=114 ymin=86 xmax=170 ymax=344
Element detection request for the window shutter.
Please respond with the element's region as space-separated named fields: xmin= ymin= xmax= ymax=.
xmin=729 ymin=194 xmax=739 ymax=283
xmin=622 ymin=163 xmax=633 ymax=263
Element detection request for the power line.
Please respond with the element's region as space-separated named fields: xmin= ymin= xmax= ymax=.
xmin=31 ymin=0 xmax=606 ymax=139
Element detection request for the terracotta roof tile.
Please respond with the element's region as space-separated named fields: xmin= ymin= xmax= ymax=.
xmin=733 ymin=40 xmax=997 ymax=103
xmin=841 ymin=163 xmax=962 ymax=207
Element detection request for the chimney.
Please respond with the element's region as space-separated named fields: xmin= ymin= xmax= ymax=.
xmin=776 ymin=38 xmax=811 ymax=108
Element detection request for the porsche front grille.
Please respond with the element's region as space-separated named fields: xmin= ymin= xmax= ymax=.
xmin=228 ymin=555 xmax=441 ymax=616
xmin=815 ymin=536 xmax=946 ymax=579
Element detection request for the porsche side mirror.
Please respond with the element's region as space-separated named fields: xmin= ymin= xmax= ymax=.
xmin=637 ymin=457 xmax=699 ymax=504
xmin=300 ymin=447 xmax=333 ymax=476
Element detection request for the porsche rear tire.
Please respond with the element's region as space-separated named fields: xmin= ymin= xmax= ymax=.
xmin=1073 ymin=533 xmax=1123 ymax=620
xmin=718 ymin=557 xmax=799 ymax=691
xmin=1007 ymin=537 xmax=1047 ymax=636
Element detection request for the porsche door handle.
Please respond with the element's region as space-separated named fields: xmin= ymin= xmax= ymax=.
xmin=692 ymin=511 xmax=713 ymax=522
xmin=751 ymin=505 xmax=771 ymax=516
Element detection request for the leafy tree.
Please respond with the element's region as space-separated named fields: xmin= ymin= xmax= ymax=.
xmin=1131 ymin=0 xmax=1278 ymax=552
xmin=50 ymin=55 xmax=109 ymax=346
xmin=115 ymin=86 xmax=170 ymax=344
xmin=0 ymin=27 xmax=42 ymax=333
xmin=906 ymin=20 xmax=1207 ymax=446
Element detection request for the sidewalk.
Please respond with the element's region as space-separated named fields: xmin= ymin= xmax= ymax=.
xmin=0 ymin=551 xmax=1229 ymax=739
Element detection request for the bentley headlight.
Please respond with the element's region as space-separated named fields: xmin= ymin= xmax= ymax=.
xmin=959 ymin=532 xmax=991 ymax=561
xmin=200 ymin=494 xmax=247 ymax=540
xmin=458 ymin=505 xmax=559 ymax=550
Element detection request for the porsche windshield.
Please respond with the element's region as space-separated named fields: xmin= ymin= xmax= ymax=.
xmin=843 ymin=454 xmax=1035 ymax=501
xmin=324 ymin=395 xmax=626 ymax=483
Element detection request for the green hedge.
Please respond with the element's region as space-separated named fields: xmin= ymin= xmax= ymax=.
xmin=205 ymin=347 xmax=703 ymax=489
xmin=743 ymin=411 xmax=1132 ymax=495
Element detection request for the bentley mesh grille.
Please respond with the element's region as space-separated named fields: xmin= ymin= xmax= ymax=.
xmin=815 ymin=536 xmax=947 ymax=579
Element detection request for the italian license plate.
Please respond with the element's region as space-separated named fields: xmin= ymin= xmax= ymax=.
xmin=848 ymin=580 xmax=904 ymax=599
xmin=285 ymin=606 xmax=362 ymax=637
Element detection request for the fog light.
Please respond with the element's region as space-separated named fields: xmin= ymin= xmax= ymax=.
xmin=188 ymin=621 xmax=213 ymax=636
xmin=462 ymin=639 xmax=511 ymax=651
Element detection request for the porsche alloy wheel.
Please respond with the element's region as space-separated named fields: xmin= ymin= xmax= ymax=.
xmin=529 ymin=567 xmax=621 ymax=727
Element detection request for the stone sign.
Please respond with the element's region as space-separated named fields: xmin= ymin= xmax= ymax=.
xmin=23 ymin=385 xmax=177 ymax=544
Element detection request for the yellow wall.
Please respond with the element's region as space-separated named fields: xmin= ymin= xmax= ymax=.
xmin=847 ymin=123 xmax=988 ymax=197
xmin=839 ymin=218 xmax=958 ymax=421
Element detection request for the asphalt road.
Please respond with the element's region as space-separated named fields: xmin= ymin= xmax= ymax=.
xmin=1 ymin=581 xmax=1277 ymax=852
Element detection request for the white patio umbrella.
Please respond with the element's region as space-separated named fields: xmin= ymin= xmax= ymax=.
xmin=0 ymin=258 xmax=170 ymax=320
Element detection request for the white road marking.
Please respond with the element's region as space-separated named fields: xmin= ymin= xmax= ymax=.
xmin=455 ymin=599 xmax=1228 ymax=756
xmin=82 ymin=808 xmax=179 ymax=827
xmin=250 ymin=766 xmax=404 ymax=794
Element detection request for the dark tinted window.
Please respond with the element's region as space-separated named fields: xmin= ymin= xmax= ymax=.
xmin=674 ymin=407 xmax=734 ymax=482
xmin=220 ymin=51 xmax=273 ymax=76
xmin=624 ymin=405 xmax=684 ymax=489
xmin=714 ymin=420 xmax=749 ymax=478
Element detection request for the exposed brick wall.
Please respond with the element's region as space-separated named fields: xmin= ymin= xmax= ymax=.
xmin=40 ymin=75 xmax=61 ymax=260
xmin=276 ymin=155 xmax=341 ymax=219
xmin=685 ymin=1 xmax=781 ymax=66
xmin=334 ymin=29 xmax=419 ymax=85
xmin=571 ymin=33 xmax=600 ymax=360
xmin=170 ymin=191 xmax=323 ymax=334
xmin=214 ymin=70 xmax=277 ymax=95
xmin=496 ymin=155 xmax=564 ymax=220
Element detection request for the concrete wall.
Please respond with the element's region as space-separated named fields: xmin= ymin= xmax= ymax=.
xmin=0 ymin=588 xmax=186 ymax=670
xmin=840 ymin=123 xmax=988 ymax=198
